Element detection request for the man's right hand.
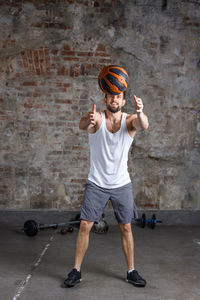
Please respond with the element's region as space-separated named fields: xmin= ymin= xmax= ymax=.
xmin=79 ymin=104 xmax=100 ymax=131
xmin=89 ymin=104 xmax=97 ymax=127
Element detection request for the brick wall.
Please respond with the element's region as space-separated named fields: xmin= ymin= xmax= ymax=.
xmin=0 ymin=0 xmax=200 ymax=210
xmin=1 ymin=42 xmax=113 ymax=209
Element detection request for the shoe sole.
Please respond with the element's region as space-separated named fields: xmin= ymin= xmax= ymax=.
xmin=64 ymin=278 xmax=82 ymax=288
xmin=126 ymin=279 xmax=146 ymax=287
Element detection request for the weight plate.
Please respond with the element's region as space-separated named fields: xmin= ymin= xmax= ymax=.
xmin=24 ymin=220 xmax=38 ymax=237
xmin=142 ymin=213 xmax=146 ymax=228
xmin=151 ymin=214 xmax=156 ymax=229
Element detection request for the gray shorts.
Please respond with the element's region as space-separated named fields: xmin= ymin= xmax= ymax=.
xmin=80 ymin=180 xmax=138 ymax=224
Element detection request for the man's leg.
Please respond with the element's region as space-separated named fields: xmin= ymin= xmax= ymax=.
xmin=74 ymin=220 xmax=94 ymax=271
xmin=64 ymin=220 xmax=93 ymax=287
xmin=118 ymin=222 xmax=146 ymax=287
xmin=64 ymin=180 xmax=109 ymax=287
xmin=118 ymin=223 xmax=134 ymax=270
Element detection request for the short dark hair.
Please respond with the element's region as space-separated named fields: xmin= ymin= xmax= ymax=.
xmin=105 ymin=91 xmax=126 ymax=99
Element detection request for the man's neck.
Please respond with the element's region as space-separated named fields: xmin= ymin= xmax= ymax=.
xmin=105 ymin=109 xmax=123 ymax=122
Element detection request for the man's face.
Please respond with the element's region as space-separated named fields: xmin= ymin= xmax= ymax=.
xmin=104 ymin=93 xmax=125 ymax=113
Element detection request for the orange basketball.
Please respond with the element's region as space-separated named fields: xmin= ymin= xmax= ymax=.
xmin=98 ymin=65 xmax=128 ymax=95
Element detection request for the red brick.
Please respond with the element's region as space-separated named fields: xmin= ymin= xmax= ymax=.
xmin=96 ymin=43 xmax=106 ymax=52
xmin=63 ymin=57 xmax=79 ymax=62
xmin=55 ymin=99 xmax=72 ymax=104
xmin=51 ymin=50 xmax=58 ymax=55
xmin=24 ymin=103 xmax=33 ymax=108
xmin=63 ymin=43 xmax=71 ymax=50
xmin=143 ymin=203 xmax=157 ymax=208
xmin=94 ymin=1 xmax=100 ymax=7
xmin=33 ymin=50 xmax=39 ymax=68
xmin=149 ymin=42 xmax=158 ymax=48
xmin=95 ymin=52 xmax=110 ymax=57
xmin=58 ymin=66 xmax=69 ymax=75
xmin=31 ymin=22 xmax=43 ymax=28
xmin=21 ymin=82 xmax=37 ymax=86
xmin=21 ymin=51 xmax=29 ymax=69
xmin=49 ymin=22 xmax=55 ymax=28
xmin=63 ymin=83 xmax=71 ymax=87
xmin=77 ymin=52 xmax=93 ymax=56
xmin=33 ymin=104 xmax=42 ymax=109
xmin=60 ymin=24 xmax=69 ymax=30
xmin=72 ymin=146 xmax=89 ymax=151
xmin=61 ymin=51 xmax=75 ymax=56
xmin=44 ymin=48 xmax=50 ymax=66
xmin=71 ymin=179 xmax=86 ymax=184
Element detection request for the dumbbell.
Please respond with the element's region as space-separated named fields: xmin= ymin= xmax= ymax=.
xmin=136 ymin=214 xmax=162 ymax=229
xmin=60 ymin=227 xmax=74 ymax=235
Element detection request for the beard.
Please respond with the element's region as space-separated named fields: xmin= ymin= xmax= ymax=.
xmin=107 ymin=104 xmax=121 ymax=113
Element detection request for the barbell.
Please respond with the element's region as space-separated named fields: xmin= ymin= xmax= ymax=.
xmin=23 ymin=213 xmax=109 ymax=237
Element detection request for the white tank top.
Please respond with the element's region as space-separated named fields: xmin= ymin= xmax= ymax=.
xmin=88 ymin=111 xmax=134 ymax=188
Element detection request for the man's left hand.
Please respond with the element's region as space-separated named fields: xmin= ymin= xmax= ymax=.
xmin=133 ymin=95 xmax=144 ymax=113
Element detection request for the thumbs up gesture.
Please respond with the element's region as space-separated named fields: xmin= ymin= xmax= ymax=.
xmin=89 ymin=104 xmax=97 ymax=127
xmin=133 ymin=95 xmax=144 ymax=113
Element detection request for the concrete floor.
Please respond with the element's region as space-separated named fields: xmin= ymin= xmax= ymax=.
xmin=0 ymin=222 xmax=200 ymax=300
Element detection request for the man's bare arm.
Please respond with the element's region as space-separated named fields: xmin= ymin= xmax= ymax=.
xmin=132 ymin=95 xmax=149 ymax=131
xmin=79 ymin=112 xmax=91 ymax=130
xmin=79 ymin=104 xmax=101 ymax=132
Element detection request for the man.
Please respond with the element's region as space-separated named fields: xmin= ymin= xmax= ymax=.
xmin=64 ymin=92 xmax=149 ymax=288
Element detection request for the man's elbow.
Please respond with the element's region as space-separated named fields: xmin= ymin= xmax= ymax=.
xmin=141 ymin=122 xmax=149 ymax=131
xmin=79 ymin=122 xmax=85 ymax=130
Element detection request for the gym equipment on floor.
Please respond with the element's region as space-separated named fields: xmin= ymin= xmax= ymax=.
xmin=23 ymin=214 xmax=109 ymax=237
xmin=135 ymin=214 xmax=162 ymax=229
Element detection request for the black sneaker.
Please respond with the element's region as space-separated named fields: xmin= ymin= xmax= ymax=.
xmin=126 ymin=270 xmax=146 ymax=287
xmin=64 ymin=268 xmax=82 ymax=287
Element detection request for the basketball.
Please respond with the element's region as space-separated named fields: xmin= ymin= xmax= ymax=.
xmin=98 ymin=65 xmax=129 ymax=95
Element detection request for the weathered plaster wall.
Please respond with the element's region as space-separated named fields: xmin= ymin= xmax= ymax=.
xmin=0 ymin=0 xmax=199 ymax=210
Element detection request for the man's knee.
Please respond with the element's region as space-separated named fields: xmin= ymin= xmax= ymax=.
xmin=79 ymin=220 xmax=94 ymax=234
xmin=119 ymin=223 xmax=132 ymax=235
